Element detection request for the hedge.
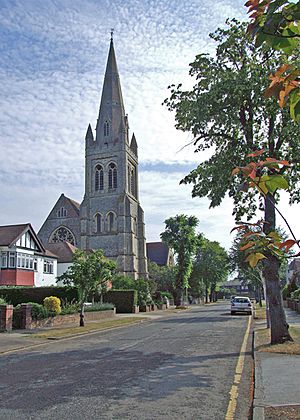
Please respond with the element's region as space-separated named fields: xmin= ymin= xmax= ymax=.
xmin=103 ymin=290 xmax=137 ymax=313
xmin=0 ymin=286 xmax=78 ymax=306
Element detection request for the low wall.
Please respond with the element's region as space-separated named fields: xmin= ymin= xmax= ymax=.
xmin=29 ymin=308 xmax=116 ymax=329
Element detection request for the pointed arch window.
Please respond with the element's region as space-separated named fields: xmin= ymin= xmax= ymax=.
xmin=94 ymin=213 xmax=103 ymax=233
xmin=104 ymin=121 xmax=109 ymax=137
xmin=108 ymin=163 xmax=117 ymax=189
xmin=95 ymin=165 xmax=104 ymax=191
xmin=106 ymin=212 xmax=117 ymax=232
xmin=131 ymin=168 xmax=136 ymax=197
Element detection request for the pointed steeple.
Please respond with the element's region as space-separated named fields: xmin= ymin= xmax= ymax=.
xmin=96 ymin=37 xmax=126 ymax=145
xmin=130 ymin=133 xmax=138 ymax=156
xmin=85 ymin=124 xmax=94 ymax=142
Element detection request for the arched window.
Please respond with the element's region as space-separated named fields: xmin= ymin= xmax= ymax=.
xmin=108 ymin=163 xmax=117 ymax=189
xmin=95 ymin=165 xmax=104 ymax=191
xmin=50 ymin=226 xmax=76 ymax=245
xmin=94 ymin=213 xmax=103 ymax=233
xmin=131 ymin=168 xmax=135 ymax=197
xmin=104 ymin=121 xmax=109 ymax=137
xmin=57 ymin=207 xmax=67 ymax=218
xmin=106 ymin=212 xmax=117 ymax=232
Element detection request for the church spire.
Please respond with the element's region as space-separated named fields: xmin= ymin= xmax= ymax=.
xmin=95 ymin=36 xmax=126 ymax=144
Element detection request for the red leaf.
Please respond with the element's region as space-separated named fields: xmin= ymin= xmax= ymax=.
xmin=279 ymin=239 xmax=297 ymax=251
xmin=247 ymin=149 xmax=265 ymax=157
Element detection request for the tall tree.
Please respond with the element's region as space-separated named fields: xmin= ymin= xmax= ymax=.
xmin=192 ymin=238 xmax=229 ymax=303
xmin=160 ymin=215 xmax=199 ymax=306
xmin=164 ymin=19 xmax=300 ymax=343
xmin=59 ymin=249 xmax=116 ymax=326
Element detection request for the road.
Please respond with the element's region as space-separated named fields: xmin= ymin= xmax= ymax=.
xmin=0 ymin=303 xmax=253 ymax=420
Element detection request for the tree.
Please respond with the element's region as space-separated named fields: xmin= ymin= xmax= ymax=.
xmin=59 ymin=249 xmax=116 ymax=326
xmin=245 ymin=0 xmax=300 ymax=122
xmin=148 ymin=261 xmax=178 ymax=297
xmin=160 ymin=215 xmax=199 ymax=306
xmin=164 ymin=19 xmax=300 ymax=343
xmin=191 ymin=238 xmax=229 ymax=303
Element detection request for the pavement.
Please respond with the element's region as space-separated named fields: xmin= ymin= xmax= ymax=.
xmin=253 ymin=307 xmax=300 ymax=420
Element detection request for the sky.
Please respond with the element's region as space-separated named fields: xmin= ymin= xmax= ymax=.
xmin=1 ymin=0 xmax=299 ymax=251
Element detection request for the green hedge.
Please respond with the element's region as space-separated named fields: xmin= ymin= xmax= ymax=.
xmin=103 ymin=290 xmax=137 ymax=313
xmin=0 ymin=286 xmax=78 ymax=306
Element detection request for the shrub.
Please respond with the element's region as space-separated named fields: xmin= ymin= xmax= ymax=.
xmin=0 ymin=286 xmax=78 ymax=306
xmin=84 ymin=302 xmax=115 ymax=312
xmin=29 ymin=302 xmax=50 ymax=320
xmin=43 ymin=296 xmax=61 ymax=315
xmin=291 ymin=288 xmax=300 ymax=299
xmin=0 ymin=297 xmax=7 ymax=305
xmin=60 ymin=300 xmax=79 ymax=315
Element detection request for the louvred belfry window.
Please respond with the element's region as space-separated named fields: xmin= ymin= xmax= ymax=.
xmin=108 ymin=163 xmax=117 ymax=189
xmin=104 ymin=121 xmax=109 ymax=137
xmin=95 ymin=165 xmax=104 ymax=191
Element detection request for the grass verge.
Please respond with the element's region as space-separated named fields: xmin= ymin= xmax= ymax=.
xmin=256 ymin=326 xmax=300 ymax=355
xmin=31 ymin=317 xmax=147 ymax=339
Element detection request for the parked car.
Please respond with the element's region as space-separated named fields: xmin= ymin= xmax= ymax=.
xmin=231 ymin=296 xmax=252 ymax=315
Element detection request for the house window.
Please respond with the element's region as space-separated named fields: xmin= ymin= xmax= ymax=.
xmin=1 ymin=252 xmax=7 ymax=268
xmin=95 ymin=165 xmax=104 ymax=191
xmin=108 ymin=163 xmax=117 ymax=189
xmin=16 ymin=253 xmax=35 ymax=271
xmin=104 ymin=121 xmax=109 ymax=137
xmin=95 ymin=213 xmax=103 ymax=233
xmin=50 ymin=227 xmax=76 ymax=245
xmin=34 ymin=259 xmax=38 ymax=271
xmin=9 ymin=252 xmax=16 ymax=268
xmin=43 ymin=260 xmax=54 ymax=274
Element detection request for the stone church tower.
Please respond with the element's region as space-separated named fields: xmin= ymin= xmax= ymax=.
xmin=80 ymin=36 xmax=148 ymax=279
xmin=38 ymin=37 xmax=148 ymax=279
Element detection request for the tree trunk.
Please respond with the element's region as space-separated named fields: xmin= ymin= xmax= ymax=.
xmin=205 ymin=287 xmax=209 ymax=304
xmin=262 ymin=255 xmax=292 ymax=343
xmin=174 ymin=287 xmax=184 ymax=306
xmin=79 ymin=302 xmax=85 ymax=327
xmin=263 ymin=193 xmax=292 ymax=344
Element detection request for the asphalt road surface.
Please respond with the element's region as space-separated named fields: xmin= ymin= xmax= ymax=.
xmin=0 ymin=303 xmax=253 ymax=420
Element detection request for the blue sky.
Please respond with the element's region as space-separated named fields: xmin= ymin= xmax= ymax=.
xmin=1 ymin=0 xmax=298 ymax=250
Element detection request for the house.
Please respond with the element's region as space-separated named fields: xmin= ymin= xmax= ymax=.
xmin=0 ymin=224 xmax=57 ymax=287
xmin=287 ymin=258 xmax=300 ymax=287
xmin=220 ymin=278 xmax=250 ymax=296
xmin=44 ymin=241 xmax=77 ymax=278
xmin=146 ymin=242 xmax=174 ymax=266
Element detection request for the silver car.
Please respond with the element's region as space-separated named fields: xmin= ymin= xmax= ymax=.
xmin=231 ymin=296 xmax=252 ymax=315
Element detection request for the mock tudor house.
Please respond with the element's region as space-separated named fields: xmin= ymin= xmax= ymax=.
xmin=0 ymin=224 xmax=57 ymax=287
xmin=38 ymin=36 xmax=148 ymax=280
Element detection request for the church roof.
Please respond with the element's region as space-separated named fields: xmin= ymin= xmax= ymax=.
xmin=45 ymin=242 xmax=77 ymax=263
xmin=146 ymin=242 xmax=172 ymax=266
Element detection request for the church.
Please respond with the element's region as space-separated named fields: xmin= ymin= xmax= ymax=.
xmin=38 ymin=36 xmax=149 ymax=279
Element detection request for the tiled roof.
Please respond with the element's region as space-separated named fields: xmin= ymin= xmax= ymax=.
xmin=45 ymin=242 xmax=78 ymax=263
xmin=0 ymin=223 xmax=31 ymax=246
xmin=146 ymin=242 xmax=170 ymax=266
